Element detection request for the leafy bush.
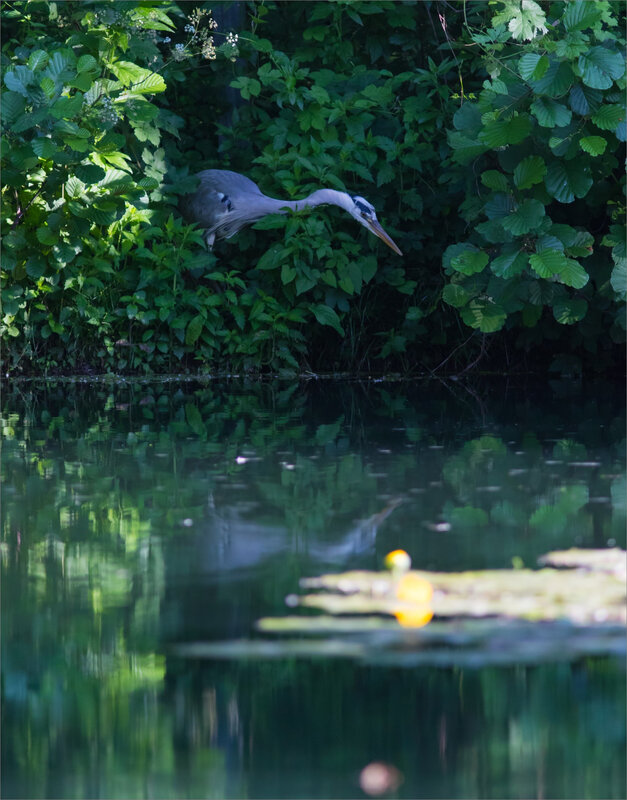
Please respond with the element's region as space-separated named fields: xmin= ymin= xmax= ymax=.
xmin=443 ymin=0 xmax=626 ymax=365
xmin=1 ymin=0 xmax=625 ymax=375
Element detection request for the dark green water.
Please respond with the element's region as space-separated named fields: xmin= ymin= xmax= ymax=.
xmin=2 ymin=377 xmax=625 ymax=799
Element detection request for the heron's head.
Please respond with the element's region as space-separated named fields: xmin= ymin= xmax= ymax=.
xmin=348 ymin=196 xmax=403 ymax=256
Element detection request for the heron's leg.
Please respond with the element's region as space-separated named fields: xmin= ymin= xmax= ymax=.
xmin=203 ymin=230 xmax=216 ymax=250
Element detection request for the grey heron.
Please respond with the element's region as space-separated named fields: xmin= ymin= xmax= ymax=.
xmin=180 ymin=169 xmax=403 ymax=255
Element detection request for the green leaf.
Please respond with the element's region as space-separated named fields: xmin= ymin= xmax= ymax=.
xmin=185 ymin=315 xmax=204 ymax=346
xmin=77 ymin=55 xmax=98 ymax=73
xmin=513 ymin=155 xmax=546 ymax=189
xmin=591 ymin=104 xmax=624 ymax=131
xmin=31 ymin=137 xmax=57 ymax=159
xmin=519 ymin=53 xmax=549 ymax=81
xmin=529 ymin=249 xmax=568 ymax=278
xmin=530 ymin=60 xmax=573 ymax=97
xmin=230 ymin=77 xmax=261 ymax=100
xmin=501 ymin=199 xmax=545 ymax=235
xmin=28 ymin=50 xmax=49 ymax=71
xmin=558 ymin=258 xmax=589 ymax=289
xmin=578 ymin=47 xmax=625 ymax=90
xmin=460 ymin=299 xmax=507 ymax=332
xmin=50 ymin=94 xmax=84 ymax=119
xmin=1 ymin=92 xmax=26 ymax=125
xmin=75 ymin=164 xmax=106 ymax=183
xmin=563 ymin=0 xmax=603 ymax=31
xmin=451 ymin=249 xmax=489 ymax=276
xmin=109 ymin=62 xmax=166 ymax=93
xmin=310 ymin=304 xmax=344 ymax=335
xmin=579 ymin=135 xmax=607 ymax=156
xmin=480 ymin=170 xmax=509 ymax=191
xmin=553 ymin=298 xmax=588 ymax=324
xmin=530 ymin=97 xmax=572 ymax=127
xmin=490 ymin=249 xmax=528 ymax=278
xmin=545 ymin=161 xmax=593 ymax=203
xmin=479 ymin=114 xmax=532 ymax=147
xmin=442 ymin=284 xmax=471 ymax=308
xmin=610 ymin=262 xmax=627 ymax=300
xmin=4 ymin=68 xmax=33 ymax=97
xmin=36 ymin=226 xmax=59 ymax=246
xmin=65 ymin=175 xmax=85 ymax=198
xmin=569 ymin=84 xmax=602 ymax=115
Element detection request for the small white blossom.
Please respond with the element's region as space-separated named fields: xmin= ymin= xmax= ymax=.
xmin=163 ymin=36 xmax=171 ymax=43
xmin=184 ymin=23 xmax=195 ymax=33
xmin=175 ymin=43 xmax=184 ymax=51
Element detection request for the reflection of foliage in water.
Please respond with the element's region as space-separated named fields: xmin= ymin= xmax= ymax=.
xmin=1 ymin=378 xmax=625 ymax=797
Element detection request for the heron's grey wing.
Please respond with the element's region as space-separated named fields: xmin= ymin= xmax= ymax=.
xmin=180 ymin=170 xmax=266 ymax=238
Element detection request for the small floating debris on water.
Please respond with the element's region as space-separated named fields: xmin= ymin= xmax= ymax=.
xmin=359 ymin=762 xmax=403 ymax=796
xmin=424 ymin=521 xmax=451 ymax=532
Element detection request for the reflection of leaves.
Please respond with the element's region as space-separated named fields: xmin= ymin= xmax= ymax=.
xmin=447 ymin=505 xmax=490 ymax=528
xmin=529 ymin=505 xmax=567 ymax=535
xmin=315 ymin=418 xmax=343 ymax=446
xmin=185 ymin=402 xmax=206 ymax=437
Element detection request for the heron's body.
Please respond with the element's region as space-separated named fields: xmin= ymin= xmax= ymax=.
xmin=180 ymin=169 xmax=402 ymax=255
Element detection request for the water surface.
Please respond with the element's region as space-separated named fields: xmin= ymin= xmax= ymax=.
xmin=2 ymin=377 xmax=625 ymax=798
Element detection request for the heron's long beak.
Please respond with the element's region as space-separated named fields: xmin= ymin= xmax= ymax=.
xmin=366 ymin=218 xmax=403 ymax=256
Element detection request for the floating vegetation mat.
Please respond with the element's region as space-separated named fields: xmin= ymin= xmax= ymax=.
xmin=174 ymin=549 xmax=626 ymax=667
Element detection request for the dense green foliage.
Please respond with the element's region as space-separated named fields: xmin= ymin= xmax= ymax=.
xmin=1 ymin=1 xmax=625 ymax=375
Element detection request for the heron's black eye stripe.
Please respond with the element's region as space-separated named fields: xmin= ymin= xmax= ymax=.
xmin=354 ymin=199 xmax=371 ymax=215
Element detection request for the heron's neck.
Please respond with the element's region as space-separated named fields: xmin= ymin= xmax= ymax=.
xmin=263 ymin=189 xmax=352 ymax=215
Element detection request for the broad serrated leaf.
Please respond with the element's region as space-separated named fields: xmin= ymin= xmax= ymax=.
xmin=529 ymin=249 xmax=569 ymax=278
xmin=443 ymin=243 xmax=477 ymax=270
xmin=545 ymin=161 xmax=593 ymax=203
xmin=77 ymin=55 xmax=98 ymax=74
xmin=513 ymin=155 xmax=546 ymax=188
xmin=569 ymin=84 xmax=602 ymax=115
xmin=578 ymin=47 xmax=625 ymax=90
xmin=75 ymin=164 xmax=106 ymax=183
xmin=501 ymin=199 xmax=545 ymax=235
xmin=610 ymin=262 xmax=626 ymax=299
xmin=65 ymin=175 xmax=85 ymax=198
xmin=563 ymin=0 xmax=603 ymax=31
xmin=481 ymin=170 xmax=510 ymax=191
xmin=185 ymin=315 xmax=204 ymax=346
xmin=36 ymin=226 xmax=59 ymax=246
xmin=479 ymin=114 xmax=532 ymax=147
xmin=530 ymin=97 xmax=572 ymax=127
xmin=1 ymin=92 xmax=26 ymax=125
xmin=519 ymin=53 xmax=549 ymax=81
xmin=558 ymin=258 xmax=589 ymax=289
xmin=28 ymin=50 xmax=49 ymax=71
xmin=110 ymin=61 xmax=166 ymax=94
xmin=579 ymin=135 xmax=607 ymax=156
xmin=442 ymin=284 xmax=471 ymax=308
xmin=553 ymin=298 xmax=588 ymax=324
xmin=460 ymin=299 xmax=507 ymax=332
xmin=451 ymin=249 xmax=489 ymax=275
xmin=490 ymin=248 xmax=529 ymax=278
xmin=590 ymin=104 xmax=624 ymax=131
xmin=31 ymin=137 xmax=57 ymax=159
xmin=530 ymin=60 xmax=573 ymax=97
xmin=310 ymin=304 xmax=344 ymax=335
xmin=484 ymin=192 xmax=515 ymax=220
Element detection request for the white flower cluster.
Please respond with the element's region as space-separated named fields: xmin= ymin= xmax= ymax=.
xmin=226 ymin=32 xmax=238 ymax=46
xmin=99 ymin=96 xmax=118 ymax=124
